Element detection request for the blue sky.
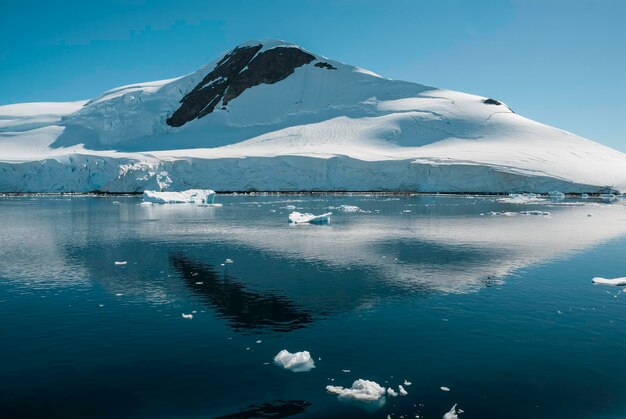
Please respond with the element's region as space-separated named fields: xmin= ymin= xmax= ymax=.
xmin=1 ymin=0 xmax=624 ymax=151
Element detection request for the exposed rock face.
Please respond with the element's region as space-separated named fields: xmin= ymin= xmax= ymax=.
xmin=314 ymin=61 xmax=337 ymax=70
xmin=167 ymin=44 xmax=315 ymax=127
xmin=483 ymin=98 xmax=502 ymax=106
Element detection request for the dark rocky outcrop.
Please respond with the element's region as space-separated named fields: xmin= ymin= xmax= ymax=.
xmin=167 ymin=44 xmax=315 ymax=127
xmin=314 ymin=61 xmax=337 ymax=70
xmin=483 ymin=98 xmax=502 ymax=106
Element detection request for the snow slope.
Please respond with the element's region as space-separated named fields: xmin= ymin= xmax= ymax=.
xmin=1 ymin=39 xmax=624 ymax=193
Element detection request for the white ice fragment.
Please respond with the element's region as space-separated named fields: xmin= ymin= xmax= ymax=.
xmin=403 ymin=380 xmax=412 ymax=386
xmin=326 ymin=379 xmax=386 ymax=402
xmin=519 ymin=210 xmax=551 ymax=216
xmin=143 ymin=189 xmax=216 ymax=205
xmin=549 ymin=191 xmax=565 ymax=200
xmin=288 ymin=211 xmax=332 ymax=224
xmin=592 ymin=277 xmax=626 ymax=286
xmin=399 ymin=385 xmax=408 ymax=396
xmin=443 ymin=404 xmax=462 ymax=419
xmin=342 ymin=369 xmax=351 ymax=373
xmin=581 ymin=193 xmax=589 ymax=199
xmin=387 ymin=388 xmax=398 ymax=397
xmin=195 ymin=281 xmax=203 ymax=285
xmin=256 ymin=340 xmax=262 ymax=344
xmin=225 ymin=259 xmax=234 ymax=264
xmin=441 ymin=386 xmax=450 ymax=392
xmin=339 ymin=205 xmax=361 ymax=212
xmin=114 ymin=261 xmax=127 ymax=265
xmin=182 ymin=313 xmax=193 ymax=319
xmin=273 ymin=349 xmax=315 ymax=372
xmin=284 ymin=205 xmax=297 ymax=210
xmin=115 ymin=293 xmax=123 ymax=296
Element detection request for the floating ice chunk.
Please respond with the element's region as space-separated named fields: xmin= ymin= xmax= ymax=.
xmin=284 ymin=205 xmax=297 ymax=210
xmin=288 ymin=211 xmax=332 ymax=224
xmin=115 ymin=293 xmax=123 ymax=296
xmin=441 ymin=386 xmax=450 ymax=392
xmin=581 ymin=193 xmax=589 ymax=199
xmin=387 ymin=388 xmax=398 ymax=397
xmin=499 ymin=193 xmax=544 ymax=204
xmin=273 ymin=349 xmax=315 ymax=372
xmin=182 ymin=313 xmax=193 ymax=319
xmin=600 ymin=193 xmax=617 ymax=201
xmin=342 ymin=369 xmax=351 ymax=373
xmin=143 ymin=189 xmax=216 ymax=205
xmin=443 ymin=404 xmax=463 ymax=419
xmin=592 ymin=277 xmax=626 ymax=286
xmin=339 ymin=205 xmax=361 ymax=212
xmin=519 ymin=210 xmax=551 ymax=216
xmin=548 ymin=191 xmax=565 ymax=200
xmin=114 ymin=261 xmax=127 ymax=265
xmin=140 ymin=202 xmax=154 ymax=206
xmin=326 ymin=379 xmax=386 ymax=402
xmin=398 ymin=385 xmax=408 ymax=396
xmin=225 ymin=259 xmax=234 ymax=264
xmin=403 ymin=380 xmax=412 ymax=386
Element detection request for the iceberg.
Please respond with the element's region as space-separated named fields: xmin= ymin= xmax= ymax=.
xmin=142 ymin=189 xmax=216 ymax=205
xmin=288 ymin=211 xmax=332 ymax=224
xmin=592 ymin=277 xmax=626 ymax=286
xmin=273 ymin=349 xmax=315 ymax=372
xmin=443 ymin=404 xmax=463 ymax=419
xmin=339 ymin=205 xmax=361 ymax=212
xmin=326 ymin=379 xmax=386 ymax=402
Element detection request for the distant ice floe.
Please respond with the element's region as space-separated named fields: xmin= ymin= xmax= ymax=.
xmin=443 ymin=404 xmax=464 ymax=419
xmin=398 ymin=385 xmax=408 ymax=396
xmin=326 ymin=379 xmax=386 ymax=403
xmin=339 ymin=205 xmax=361 ymax=212
xmin=142 ymin=189 xmax=216 ymax=205
xmin=288 ymin=211 xmax=332 ymax=224
xmin=498 ymin=193 xmax=544 ymax=204
xmin=549 ymin=191 xmax=565 ymax=200
xmin=441 ymin=386 xmax=450 ymax=392
xmin=182 ymin=313 xmax=193 ymax=319
xmin=114 ymin=261 xmax=127 ymax=265
xmin=483 ymin=210 xmax=550 ymax=217
xmin=273 ymin=349 xmax=315 ymax=372
xmin=386 ymin=388 xmax=398 ymax=397
xmin=592 ymin=277 xmax=626 ymax=286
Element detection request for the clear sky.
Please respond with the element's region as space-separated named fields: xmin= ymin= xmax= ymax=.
xmin=1 ymin=0 xmax=625 ymax=151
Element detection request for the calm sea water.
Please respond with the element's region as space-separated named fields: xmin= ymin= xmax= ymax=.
xmin=1 ymin=194 xmax=626 ymax=419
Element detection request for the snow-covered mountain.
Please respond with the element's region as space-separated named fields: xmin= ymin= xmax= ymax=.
xmin=1 ymin=39 xmax=625 ymax=193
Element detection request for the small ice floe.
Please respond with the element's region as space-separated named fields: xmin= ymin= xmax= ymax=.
xmin=398 ymin=385 xmax=408 ymax=396
xmin=142 ymin=189 xmax=216 ymax=205
xmin=487 ymin=211 xmax=517 ymax=216
xmin=592 ymin=277 xmax=626 ymax=286
xmin=273 ymin=349 xmax=315 ymax=372
xmin=225 ymin=259 xmax=234 ymax=264
xmin=548 ymin=191 xmax=565 ymax=200
xmin=499 ymin=193 xmax=543 ymax=204
xmin=441 ymin=386 xmax=450 ymax=392
xmin=114 ymin=261 xmax=127 ymax=265
xmin=115 ymin=293 xmax=124 ymax=297
xmin=140 ymin=202 xmax=154 ymax=206
xmin=342 ymin=369 xmax=351 ymax=373
xmin=195 ymin=281 xmax=203 ymax=285
xmin=288 ymin=211 xmax=332 ymax=224
xmin=581 ymin=193 xmax=589 ymax=199
xmin=326 ymin=379 xmax=386 ymax=402
xmin=519 ymin=210 xmax=551 ymax=216
xmin=112 ymin=201 xmax=121 ymax=205
xmin=284 ymin=205 xmax=297 ymax=210
xmin=256 ymin=340 xmax=262 ymax=344
xmin=182 ymin=313 xmax=193 ymax=319
xmin=403 ymin=380 xmax=412 ymax=386
xmin=339 ymin=205 xmax=361 ymax=212
xmin=387 ymin=388 xmax=398 ymax=397
xmin=402 ymin=209 xmax=412 ymax=213
xmin=443 ymin=404 xmax=463 ymax=419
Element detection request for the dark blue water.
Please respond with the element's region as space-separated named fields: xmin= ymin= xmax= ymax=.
xmin=1 ymin=194 xmax=626 ymax=418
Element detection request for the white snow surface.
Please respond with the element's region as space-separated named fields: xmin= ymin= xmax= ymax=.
xmin=2 ymin=39 xmax=626 ymax=193
xmin=273 ymin=349 xmax=315 ymax=372
xmin=592 ymin=277 xmax=626 ymax=286
xmin=326 ymin=379 xmax=386 ymax=401
xmin=142 ymin=189 xmax=216 ymax=204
